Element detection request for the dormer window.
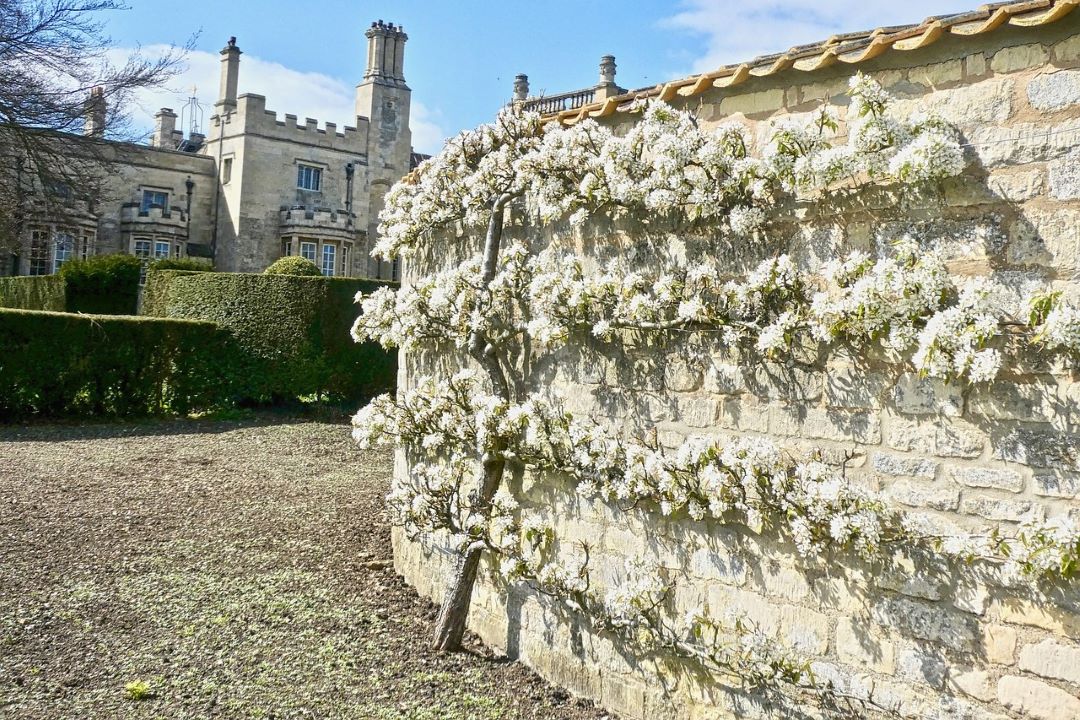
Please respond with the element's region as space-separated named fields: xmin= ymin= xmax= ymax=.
xmin=297 ymin=164 xmax=322 ymax=191
xmin=141 ymin=190 xmax=169 ymax=213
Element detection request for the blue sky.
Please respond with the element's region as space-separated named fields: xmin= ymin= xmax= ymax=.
xmin=107 ymin=0 xmax=981 ymax=154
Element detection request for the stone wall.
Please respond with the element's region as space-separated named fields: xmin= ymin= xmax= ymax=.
xmin=394 ymin=16 xmax=1080 ymax=720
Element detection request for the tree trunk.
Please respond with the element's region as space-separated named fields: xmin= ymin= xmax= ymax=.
xmin=430 ymin=193 xmax=514 ymax=652
xmin=431 ymin=457 xmax=506 ymax=651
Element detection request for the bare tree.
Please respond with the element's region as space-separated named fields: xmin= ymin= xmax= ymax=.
xmin=0 ymin=0 xmax=189 ymax=256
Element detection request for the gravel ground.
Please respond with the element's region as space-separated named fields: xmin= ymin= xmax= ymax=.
xmin=0 ymin=418 xmax=607 ymax=720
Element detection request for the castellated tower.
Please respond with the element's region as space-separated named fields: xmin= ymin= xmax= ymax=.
xmin=355 ymin=20 xmax=412 ymax=278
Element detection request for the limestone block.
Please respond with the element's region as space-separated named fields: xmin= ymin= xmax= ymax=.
xmin=913 ymin=60 xmax=963 ymax=87
xmin=802 ymin=408 xmax=881 ymax=444
xmin=897 ymin=646 xmax=947 ymax=688
xmin=987 ymin=269 xmax=1056 ymax=321
xmin=836 ymin=616 xmax=895 ymax=673
xmin=717 ymin=399 xmax=769 ymax=433
xmin=824 ymin=367 xmax=888 ymax=409
xmin=892 ymin=373 xmax=964 ymax=416
xmin=993 ymin=427 xmax=1080 ymax=470
xmin=983 ymin=624 xmax=1018 ymax=665
xmin=748 ymin=364 xmax=822 ymax=401
xmin=764 ymin=404 xmax=800 ymax=437
xmin=1055 ymin=34 xmax=1080 ymax=63
xmin=935 ymin=420 xmax=986 ymax=459
xmin=707 ymin=587 xmax=781 ymax=638
xmin=952 ymin=580 xmax=990 ymax=616
xmin=886 ymin=478 xmax=961 ymax=511
xmin=886 ymin=416 xmax=937 ymax=454
xmin=600 ymin=674 xmax=650 ymax=720
xmin=1006 ymin=206 xmax=1080 ymax=276
xmin=676 ymin=395 xmax=720 ymax=428
xmin=877 ymin=553 xmax=944 ymax=601
xmin=997 ymin=675 xmax=1080 ymax=720
xmin=778 ymin=605 xmax=829 ymax=655
xmin=1018 ymin=638 xmax=1080 ymax=686
xmin=760 ymin=565 xmax=810 ymax=602
xmin=892 ymin=78 xmax=1013 ymax=127
xmin=992 ymin=598 xmax=1080 ymax=638
xmin=1033 ymin=471 xmax=1080 ymax=498
xmin=798 ymin=79 xmax=852 ymax=106
xmin=689 ymin=546 xmax=746 ymax=586
xmin=966 ymin=52 xmax=988 ymax=78
xmin=986 ymin=169 xmax=1045 ymax=202
xmin=971 ymin=119 xmax=1080 ymax=167
xmin=1050 ymin=147 xmax=1080 ymax=199
xmin=871 ymin=596 xmax=978 ymax=650
xmin=604 ymin=525 xmax=647 ymax=557
xmin=872 ymin=452 xmax=939 ymax=479
xmin=1028 ymin=70 xmax=1080 ymax=111
xmin=947 ymin=466 xmax=1025 ymax=493
xmin=658 ymin=429 xmax=687 ymax=449
xmin=950 ymin=669 xmax=996 ymax=702
xmin=991 ymin=44 xmax=1049 ymax=74
xmin=703 ymin=361 xmax=744 ymax=395
xmin=719 ymin=88 xmax=785 ymax=116
xmin=664 ymin=357 xmax=703 ymax=392
xmin=960 ymin=496 xmax=1042 ymax=523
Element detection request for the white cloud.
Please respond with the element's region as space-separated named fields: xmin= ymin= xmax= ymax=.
xmin=663 ymin=1 xmax=981 ymax=74
xmin=112 ymin=45 xmax=447 ymax=154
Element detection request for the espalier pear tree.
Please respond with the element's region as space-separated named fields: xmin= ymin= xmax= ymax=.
xmin=351 ymin=75 xmax=1079 ymax=681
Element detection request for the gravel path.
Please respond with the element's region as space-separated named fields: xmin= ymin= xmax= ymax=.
xmin=0 ymin=418 xmax=607 ymax=720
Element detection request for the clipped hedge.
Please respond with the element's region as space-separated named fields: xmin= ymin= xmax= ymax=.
xmin=0 ymin=308 xmax=242 ymax=419
xmin=59 ymin=254 xmax=142 ymax=315
xmin=0 ymin=254 xmax=143 ymax=314
xmin=0 ymin=275 xmax=66 ymax=311
xmin=149 ymin=257 xmax=214 ymax=272
xmin=143 ymin=270 xmax=396 ymax=403
xmin=264 ymin=256 xmax=321 ymax=276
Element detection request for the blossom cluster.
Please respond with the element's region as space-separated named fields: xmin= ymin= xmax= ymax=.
xmin=355 ymin=371 xmax=1080 ymax=581
xmin=1030 ymin=291 xmax=1080 ymax=356
xmin=375 ymin=74 xmax=967 ymax=261
xmin=763 ymin=74 xmax=964 ymax=192
xmin=360 ymin=226 xmax=1072 ymax=386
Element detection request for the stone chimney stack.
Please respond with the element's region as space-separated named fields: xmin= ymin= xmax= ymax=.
xmin=217 ymin=36 xmax=241 ymax=111
xmin=513 ymin=74 xmax=530 ymax=102
xmin=364 ymin=20 xmax=408 ymax=86
xmin=152 ymin=108 xmax=178 ymax=148
xmin=595 ymin=55 xmax=620 ymax=101
xmin=84 ymin=86 xmax=106 ymax=138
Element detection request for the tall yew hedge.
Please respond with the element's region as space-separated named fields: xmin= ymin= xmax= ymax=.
xmin=0 ymin=275 xmax=66 ymax=311
xmin=0 ymin=255 xmax=143 ymax=315
xmin=0 ymin=309 xmax=241 ymax=419
xmin=143 ymin=270 xmax=396 ymax=403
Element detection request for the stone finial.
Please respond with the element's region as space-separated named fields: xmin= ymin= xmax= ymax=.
xmin=513 ymin=74 xmax=530 ymax=101
xmin=599 ymin=55 xmax=617 ymax=85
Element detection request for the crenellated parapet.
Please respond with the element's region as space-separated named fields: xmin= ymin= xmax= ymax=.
xmin=279 ymin=205 xmax=359 ymax=243
xmin=209 ymin=93 xmax=371 ymax=154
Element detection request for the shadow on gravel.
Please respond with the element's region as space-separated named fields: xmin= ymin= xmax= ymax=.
xmin=0 ymin=407 xmax=357 ymax=442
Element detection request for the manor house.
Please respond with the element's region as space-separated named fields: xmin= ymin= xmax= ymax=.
xmin=9 ymin=20 xmax=420 ymax=280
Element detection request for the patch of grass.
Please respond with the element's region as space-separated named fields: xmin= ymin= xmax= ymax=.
xmin=124 ymin=680 xmax=153 ymax=701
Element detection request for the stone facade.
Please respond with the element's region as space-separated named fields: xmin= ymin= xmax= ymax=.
xmin=6 ymin=21 xmax=419 ymax=280
xmin=396 ymin=9 xmax=1080 ymax=720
